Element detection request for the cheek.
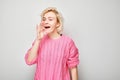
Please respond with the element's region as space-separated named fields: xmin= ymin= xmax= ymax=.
xmin=50 ymin=25 xmax=56 ymax=30
xmin=51 ymin=21 xmax=57 ymax=26
xmin=41 ymin=21 xmax=45 ymax=25
xmin=50 ymin=22 xmax=57 ymax=27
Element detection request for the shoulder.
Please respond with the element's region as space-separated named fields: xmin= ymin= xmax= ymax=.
xmin=62 ymin=34 xmax=75 ymax=44
xmin=62 ymin=34 xmax=78 ymax=50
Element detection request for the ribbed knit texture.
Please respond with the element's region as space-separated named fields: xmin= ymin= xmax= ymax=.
xmin=25 ymin=35 xmax=79 ymax=80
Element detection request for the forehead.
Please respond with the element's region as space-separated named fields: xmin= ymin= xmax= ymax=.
xmin=43 ymin=11 xmax=57 ymax=18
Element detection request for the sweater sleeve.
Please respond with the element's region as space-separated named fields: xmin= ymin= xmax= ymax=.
xmin=25 ymin=41 xmax=38 ymax=65
xmin=67 ymin=39 xmax=79 ymax=68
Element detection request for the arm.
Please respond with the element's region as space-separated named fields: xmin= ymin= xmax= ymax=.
xmin=67 ymin=39 xmax=79 ymax=80
xmin=25 ymin=23 xmax=46 ymax=65
xmin=27 ymin=39 xmax=41 ymax=63
xmin=70 ymin=66 xmax=78 ymax=80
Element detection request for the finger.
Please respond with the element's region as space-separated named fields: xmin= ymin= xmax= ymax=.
xmin=40 ymin=21 xmax=44 ymax=26
xmin=36 ymin=25 xmax=40 ymax=37
xmin=40 ymin=22 xmax=45 ymax=30
xmin=36 ymin=24 xmax=38 ymax=33
xmin=40 ymin=26 xmax=45 ymax=33
xmin=36 ymin=24 xmax=38 ymax=31
xmin=36 ymin=24 xmax=39 ymax=34
xmin=38 ymin=24 xmax=43 ymax=34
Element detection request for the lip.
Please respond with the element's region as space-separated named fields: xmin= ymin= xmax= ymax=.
xmin=44 ymin=26 xmax=51 ymax=29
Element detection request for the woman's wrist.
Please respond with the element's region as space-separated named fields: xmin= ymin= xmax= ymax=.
xmin=35 ymin=38 xmax=41 ymax=44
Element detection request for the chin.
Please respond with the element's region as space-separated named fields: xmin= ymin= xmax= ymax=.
xmin=45 ymin=30 xmax=52 ymax=34
xmin=45 ymin=28 xmax=54 ymax=34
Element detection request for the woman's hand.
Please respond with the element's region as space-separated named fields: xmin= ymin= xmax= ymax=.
xmin=36 ymin=22 xmax=47 ymax=40
xmin=70 ymin=66 xmax=78 ymax=80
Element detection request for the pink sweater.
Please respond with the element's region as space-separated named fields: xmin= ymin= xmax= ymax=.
xmin=25 ymin=35 xmax=79 ymax=80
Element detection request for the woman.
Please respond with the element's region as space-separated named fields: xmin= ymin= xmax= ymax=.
xmin=25 ymin=7 xmax=79 ymax=80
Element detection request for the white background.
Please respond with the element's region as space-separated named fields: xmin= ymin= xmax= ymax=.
xmin=0 ymin=0 xmax=120 ymax=80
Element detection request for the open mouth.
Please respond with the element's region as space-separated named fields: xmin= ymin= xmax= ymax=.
xmin=44 ymin=26 xmax=50 ymax=29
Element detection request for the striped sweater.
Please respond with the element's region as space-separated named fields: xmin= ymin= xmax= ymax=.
xmin=25 ymin=34 xmax=79 ymax=80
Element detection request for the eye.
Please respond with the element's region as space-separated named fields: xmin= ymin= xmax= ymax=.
xmin=42 ymin=17 xmax=46 ymax=21
xmin=49 ymin=18 xmax=53 ymax=21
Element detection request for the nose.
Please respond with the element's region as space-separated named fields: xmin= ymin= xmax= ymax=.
xmin=44 ymin=19 xmax=48 ymax=24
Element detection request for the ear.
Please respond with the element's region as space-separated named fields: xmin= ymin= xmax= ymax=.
xmin=56 ymin=23 xmax=60 ymax=27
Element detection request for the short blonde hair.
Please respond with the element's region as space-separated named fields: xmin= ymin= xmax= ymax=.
xmin=41 ymin=7 xmax=63 ymax=34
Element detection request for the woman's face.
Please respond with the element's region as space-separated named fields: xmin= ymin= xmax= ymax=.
xmin=41 ymin=11 xmax=59 ymax=34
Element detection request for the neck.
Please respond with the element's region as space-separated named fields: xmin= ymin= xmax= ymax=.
xmin=48 ymin=31 xmax=61 ymax=39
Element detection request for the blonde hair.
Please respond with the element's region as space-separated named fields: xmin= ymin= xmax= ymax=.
xmin=40 ymin=7 xmax=63 ymax=34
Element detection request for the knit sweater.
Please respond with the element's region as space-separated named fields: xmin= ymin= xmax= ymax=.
xmin=25 ymin=34 xmax=79 ymax=80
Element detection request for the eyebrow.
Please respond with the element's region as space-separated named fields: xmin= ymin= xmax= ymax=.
xmin=43 ymin=17 xmax=55 ymax=19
